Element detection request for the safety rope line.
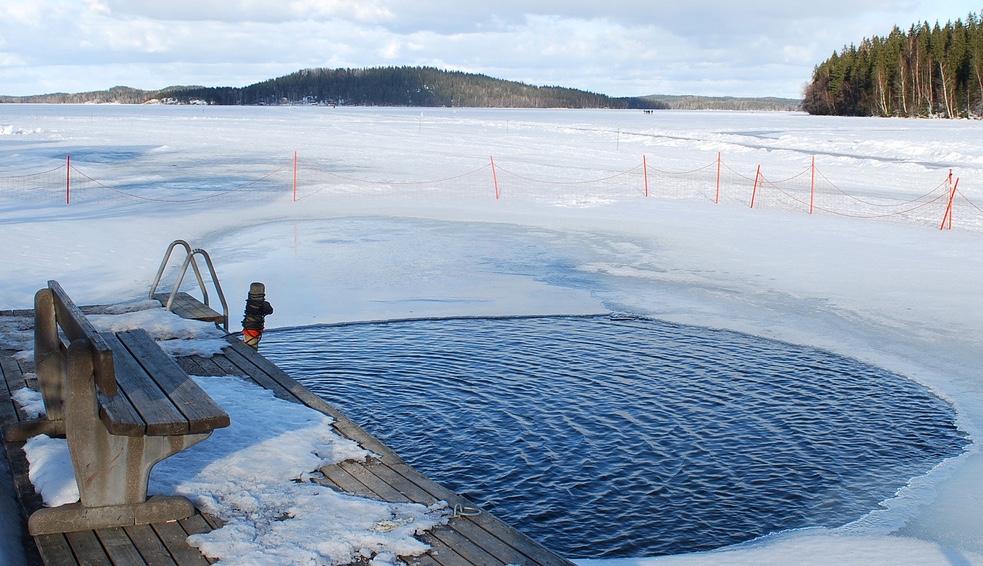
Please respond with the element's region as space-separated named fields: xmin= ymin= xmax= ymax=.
xmin=494 ymin=163 xmax=641 ymax=185
xmin=955 ymin=189 xmax=983 ymax=214
xmin=67 ymin=162 xmax=292 ymax=203
xmin=720 ymin=161 xmax=760 ymax=182
xmin=2 ymin=155 xmax=982 ymax=234
xmin=756 ymin=169 xmax=951 ymax=219
xmin=813 ymin=166 xmax=947 ymax=208
xmin=297 ymin=160 xmax=491 ymax=185
xmin=644 ymin=160 xmax=717 ymax=176
xmin=761 ymin=166 xmax=813 ymax=185
xmin=811 ymin=191 xmax=949 ymax=219
xmin=292 ymin=183 xmax=335 ymax=202
xmin=756 ymin=175 xmax=813 ymax=210
xmin=0 ymin=164 xmax=66 ymax=180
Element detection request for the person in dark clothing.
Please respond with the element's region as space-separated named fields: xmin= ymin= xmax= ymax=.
xmin=242 ymin=282 xmax=273 ymax=350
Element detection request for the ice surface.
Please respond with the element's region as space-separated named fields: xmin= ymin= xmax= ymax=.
xmin=575 ymin=531 xmax=983 ymax=566
xmin=2 ymin=105 xmax=983 ymax=564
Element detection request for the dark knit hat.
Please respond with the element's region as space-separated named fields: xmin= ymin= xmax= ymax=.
xmin=249 ymin=282 xmax=265 ymax=295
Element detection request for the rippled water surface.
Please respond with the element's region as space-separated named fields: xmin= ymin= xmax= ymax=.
xmin=261 ymin=316 xmax=966 ymax=558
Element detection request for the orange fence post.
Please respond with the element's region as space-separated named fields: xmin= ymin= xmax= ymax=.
xmin=941 ymin=177 xmax=958 ymax=230
xmin=643 ymin=155 xmax=649 ymax=197
xmin=293 ymin=151 xmax=298 ymax=202
xmin=810 ymin=156 xmax=816 ymax=214
xmin=750 ymin=165 xmax=761 ymax=208
xmin=490 ymin=155 xmax=500 ymax=200
xmin=715 ymin=152 xmax=722 ymax=204
xmin=66 ymin=155 xmax=71 ymax=204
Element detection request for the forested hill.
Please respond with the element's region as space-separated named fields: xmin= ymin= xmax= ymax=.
xmin=172 ymin=67 xmax=662 ymax=108
xmin=0 ymin=67 xmax=664 ymax=109
xmin=803 ymin=13 xmax=983 ymax=117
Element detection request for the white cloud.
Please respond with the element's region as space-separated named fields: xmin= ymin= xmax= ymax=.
xmin=84 ymin=0 xmax=111 ymax=16
xmin=0 ymin=1 xmax=47 ymax=27
xmin=290 ymin=0 xmax=395 ymax=23
xmin=0 ymin=52 xmax=27 ymax=67
xmin=1 ymin=0 xmax=981 ymax=98
xmin=379 ymin=38 xmax=402 ymax=59
xmin=98 ymin=0 xmax=395 ymax=24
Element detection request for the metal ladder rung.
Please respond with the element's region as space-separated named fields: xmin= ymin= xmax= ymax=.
xmin=149 ymin=240 xmax=229 ymax=332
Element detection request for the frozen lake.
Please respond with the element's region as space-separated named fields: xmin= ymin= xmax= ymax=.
xmin=2 ymin=105 xmax=983 ymax=564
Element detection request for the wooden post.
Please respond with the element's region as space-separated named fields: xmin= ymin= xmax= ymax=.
xmin=715 ymin=152 xmax=722 ymax=204
xmin=66 ymin=155 xmax=71 ymax=204
xmin=750 ymin=165 xmax=761 ymax=208
xmin=293 ymin=151 xmax=298 ymax=202
xmin=643 ymin=155 xmax=649 ymax=197
xmin=490 ymin=155 xmax=500 ymax=200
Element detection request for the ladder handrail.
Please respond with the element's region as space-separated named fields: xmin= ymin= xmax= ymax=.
xmin=187 ymin=248 xmax=228 ymax=331
xmin=149 ymin=240 xmax=200 ymax=300
xmin=149 ymin=240 xmax=229 ymax=332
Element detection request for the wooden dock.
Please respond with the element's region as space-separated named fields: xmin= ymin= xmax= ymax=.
xmin=0 ymin=305 xmax=575 ymax=566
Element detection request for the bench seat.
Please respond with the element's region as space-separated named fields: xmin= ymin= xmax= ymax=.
xmin=5 ymin=280 xmax=230 ymax=535
xmin=99 ymin=329 xmax=229 ymax=436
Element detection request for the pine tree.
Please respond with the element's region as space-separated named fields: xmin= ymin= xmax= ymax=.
xmin=804 ymin=13 xmax=983 ymax=117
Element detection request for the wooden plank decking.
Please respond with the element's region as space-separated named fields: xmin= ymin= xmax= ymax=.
xmin=0 ymin=305 xmax=576 ymax=566
xmin=1 ymin=337 xmax=221 ymax=566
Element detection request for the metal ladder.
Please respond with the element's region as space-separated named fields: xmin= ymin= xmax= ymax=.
xmin=149 ymin=240 xmax=229 ymax=332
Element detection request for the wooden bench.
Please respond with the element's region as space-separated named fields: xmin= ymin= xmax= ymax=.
xmin=6 ymin=280 xmax=230 ymax=535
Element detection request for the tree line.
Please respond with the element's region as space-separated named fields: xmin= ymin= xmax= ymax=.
xmin=168 ymin=67 xmax=663 ymax=109
xmin=803 ymin=13 xmax=983 ymax=117
xmin=0 ymin=86 xmax=159 ymax=104
xmin=0 ymin=67 xmax=664 ymax=109
xmin=643 ymin=95 xmax=801 ymax=111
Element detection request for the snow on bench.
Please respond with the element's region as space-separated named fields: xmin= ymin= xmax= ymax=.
xmin=6 ymin=280 xmax=230 ymax=535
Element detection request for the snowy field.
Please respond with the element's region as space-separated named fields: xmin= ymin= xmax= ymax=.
xmin=1 ymin=105 xmax=983 ymax=565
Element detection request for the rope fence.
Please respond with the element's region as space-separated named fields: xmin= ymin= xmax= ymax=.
xmin=1 ymin=152 xmax=981 ymax=234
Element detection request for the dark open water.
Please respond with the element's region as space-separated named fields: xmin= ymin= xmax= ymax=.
xmin=261 ymin=315 xmax=967 ymax=559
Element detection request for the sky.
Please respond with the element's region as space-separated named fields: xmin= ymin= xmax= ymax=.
xmin=1 ymin=2 xmax=982 ymax=106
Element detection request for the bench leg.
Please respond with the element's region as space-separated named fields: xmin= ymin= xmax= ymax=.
xmin=6 ymin=289 xmax=67 ymax=442
xmin=28 ymin=340 xmax=212 ymax=535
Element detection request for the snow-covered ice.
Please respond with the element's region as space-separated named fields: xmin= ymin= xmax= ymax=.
xmin=2 ymin=105 xmax=983 ymax=565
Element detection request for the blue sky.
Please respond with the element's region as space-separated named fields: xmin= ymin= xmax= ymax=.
xmin=0 ymin=0 xmax=980 ymax=98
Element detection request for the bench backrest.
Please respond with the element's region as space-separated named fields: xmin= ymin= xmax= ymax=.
xmin=43 ymin=280 xmax=118 ymax=397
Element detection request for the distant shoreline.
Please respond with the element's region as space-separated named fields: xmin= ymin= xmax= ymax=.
xmin=0 ymin=66 xmax=801 ymax=111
